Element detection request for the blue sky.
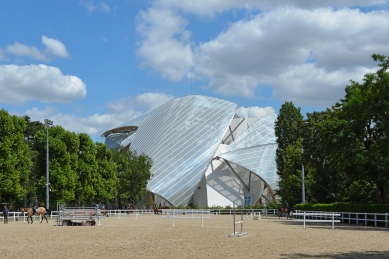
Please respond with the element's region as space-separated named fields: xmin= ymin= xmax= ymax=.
xmin=1 ymin=0 xmax=389 ymax=142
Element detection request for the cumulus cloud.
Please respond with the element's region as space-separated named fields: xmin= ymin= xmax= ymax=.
xmin=151 ymin=0 xmax=386 ymax=16
xmin=0 ymin=64 xmax=86 ymax=105
xmin=136 ymin=7 xmax=194 ymax=81
xmin=6 ymin=36 xmax=69 ymax=62
xmin=136 ymin=1 xmax=389 ymax=107
xmin=107 ymin=92 xmax=175 ymax=112
xmin=236 ymin=106 xmax=277 ymax=118
xmin=41 ymin=36 xmax=69 ymax=58
xmin=23 ymin=93 xmax=175 ymax=138
xmin=0 ymin=48 xmax=5 ymax=60
xmin=195 ymin=8 xmax=389 ymax=102
xmin=79 ymin=1 xmax=111 ymax=13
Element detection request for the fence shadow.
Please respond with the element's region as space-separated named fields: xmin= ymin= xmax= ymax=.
xmin=274 ymin=219 xmax=389 ymax=232
xmin=281 ymin=251 xmax=389 ymax=258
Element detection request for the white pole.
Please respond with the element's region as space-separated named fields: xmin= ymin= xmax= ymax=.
xmin=302 ymin=147 xmax=305 ymax=204
xmin=303 ymin=211 xmax=306 ymax=229
xmin=201 ymin=210 xmax=203 ymax=227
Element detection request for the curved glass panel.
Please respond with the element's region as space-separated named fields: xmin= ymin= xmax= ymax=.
xmin=219 ymin=143 xmax=278 ymax=191
xmin=221 ymin=115 xmax=276 ymax=154
xmin=120 ymin=132 xmax=137 ymax=148
xmin=130 ymin=95 xmax=237 ymax=206
xmin=219 ymin=115 xmax=278 ymax=191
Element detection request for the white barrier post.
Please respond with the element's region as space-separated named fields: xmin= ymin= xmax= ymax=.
xmin=233 ymin=205 xmax=236 ymax=235
xmin=303 ymin=211 xmax=306 ymax=229
xmin=201 ymin=210 xmax=203 ymax=227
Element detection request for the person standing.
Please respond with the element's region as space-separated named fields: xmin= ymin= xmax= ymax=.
xmin=3 ymin=205 xmax=9 ymax=224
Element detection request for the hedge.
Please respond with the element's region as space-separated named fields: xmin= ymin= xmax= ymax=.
xmin=296 ymin=203 xmax=389 ymax=213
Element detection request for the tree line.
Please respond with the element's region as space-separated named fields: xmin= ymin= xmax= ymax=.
xmin=0 ymin=112 xmax=152 ymax=210
xmin=275 ymin=54 xmax=389 ymax=206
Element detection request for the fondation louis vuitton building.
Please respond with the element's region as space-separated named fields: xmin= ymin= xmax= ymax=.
xmin=102 ymin=95 xmax=278 ymax=207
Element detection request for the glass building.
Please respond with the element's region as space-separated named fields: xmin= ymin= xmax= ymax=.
xmin=102 ymin=95 xmax=278 ymax=207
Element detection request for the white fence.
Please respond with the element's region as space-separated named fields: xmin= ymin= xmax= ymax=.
xmin=161 ymin=209 xmax=211 ymax=227
xmin=211 ymin=209 xmax=278 ymax=218
xmin=293 ymin=212 xmax=341 ymax=230
xmin=294 ymin=210 xmax=389 ymax=228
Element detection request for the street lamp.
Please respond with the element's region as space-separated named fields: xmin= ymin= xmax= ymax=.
xmin=44 ymin=119 xmax=53 ymax=210
xmin=302 ymin=147 xmax=305 ymax=204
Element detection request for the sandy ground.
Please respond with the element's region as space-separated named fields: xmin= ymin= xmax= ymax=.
xmin=1 ymin=213 xmax=389 ymax=259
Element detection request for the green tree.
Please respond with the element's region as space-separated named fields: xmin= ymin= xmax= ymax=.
xmin=145 ymin=192 xmax=154 ymax=209
xmin=0 ymin=109 xmax=31 ymax=204
xmin=33 ymin=126 xmax=78 ymax=205
xmin=21 ymin=116 xmax=45 ymax=205
xmin=94 ymin=142 xmax=118 ymax=203
xmin=112 ymin=148 xmax=152 ymax=209
xmin=22 ymin=115 xmax=45 ymax=149
xmin=317 ymin=54 xmax=389 ymax=203
xmin=303 ymin=111 xmax=347 ymax=203
xmin=74 ymin=133 xmax=98 ymax=205
xmin=278 ymin=141 xmax=304 ymax=205
xmin=274 ymin=102 xmax=303 ymax=203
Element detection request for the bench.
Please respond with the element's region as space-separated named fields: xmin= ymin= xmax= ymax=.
xmin=293 ymin=212 xmax=341 ymax=230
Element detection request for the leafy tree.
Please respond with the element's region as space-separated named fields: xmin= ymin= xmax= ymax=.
xmin=278 ymin=141 xmax=304 ymax=205
xmin=33 ymin=126 xmax=78 ymax=206
xmin=21 ymin=116 xmax=45 ymax=205
xmin=74 ymin=133 xmax=98 ymax=205
xmin=22 ymin=115 xmax=44 ymax=149
xmin=145 ymin=192 xmax=154 ymax=209
xmin=303 ymin=111 xmax=347 ymax=203
xmin=317 ymin=54 xmax=389 ymax=203
xmin=0 ymin=109 xmax=31 ymax=204
xmin=274 ymin=102 xmax=303 ymax=203
xmin=94 ymin=142 xmax=118 ymax=203
xmin=112 ymin=148 xmax=152 ymax=209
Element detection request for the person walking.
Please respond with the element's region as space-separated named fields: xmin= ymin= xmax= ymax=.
xmin=3 ymin=205 xmax=9 ymax=224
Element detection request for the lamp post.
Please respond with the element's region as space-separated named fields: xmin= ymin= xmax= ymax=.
xmin=302 ymin=147 xmax=305 ymax=204
xmin=44 ymin=119 xmax=53 ymax=210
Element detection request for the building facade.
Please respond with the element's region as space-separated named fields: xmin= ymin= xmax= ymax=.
xmin=102 ymin=95 xmax=278 ymax=207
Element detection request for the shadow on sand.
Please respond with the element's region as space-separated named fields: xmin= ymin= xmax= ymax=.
xmin=281 ymin=251 xmax=389 ymax=258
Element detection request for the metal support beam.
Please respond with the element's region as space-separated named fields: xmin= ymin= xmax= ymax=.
xmin=222 ymin=118 xmax=245 ymax=144
xmin=222 ymin=159 xmax=250 ymax=192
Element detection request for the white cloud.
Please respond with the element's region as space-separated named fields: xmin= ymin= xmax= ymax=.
xmin=195 ymin=8 xmax=389 ymax=104
xmin=6 ymin=42 xmax=49 ymax=61
xmin=136 ymin=7 xmax=194 ymax=81
xmin=236 ymin=106 xmax=277 ymax=118
xmin=0 ymin=48 xmax=4 ymax=60
xmin=79 ymin=1 xmax=111 ymax=14
xmin=146 ymin=0 xmax=386 ymax=17
xmin=23 ymin=93 xmax=175 ymax=138
xmin=6 ymin=36 xmax=69 ymax=62
xmin=136 ymin=2 xmax=389 ymax=107
xmin=269 ymin=64 xmax=375 ymax=106
xmin=0 ymin=64 xmax=86 ymax=105
xmin=107 ymin=92 xmax=174 ymax=112
xmin=42 ymin=36 xmax=69 ymax=58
